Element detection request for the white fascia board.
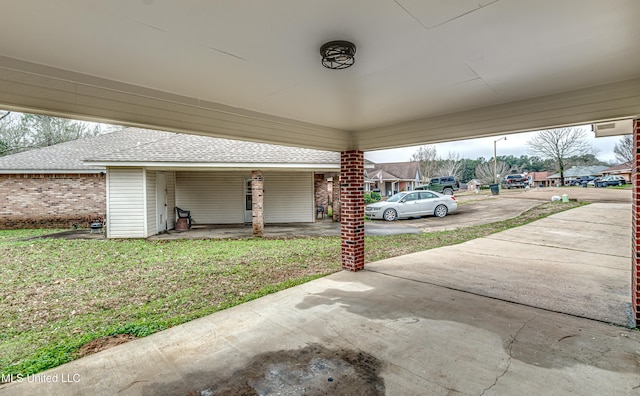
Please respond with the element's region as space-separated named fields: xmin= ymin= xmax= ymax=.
xmin=90 ymin=162 xmax=341 ymax=172
xmin=0 ymin=169 xmax=104 ymax=174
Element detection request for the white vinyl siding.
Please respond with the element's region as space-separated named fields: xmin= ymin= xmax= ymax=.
xmin=175 ymin=171 xmax=244 ymax=224
xmin=166 ymin=171 xmax=176 ymax=228
xmin=146 ymin=170 xmax=156 ymax=235
xmin=264 ymin=172 xmax=313 ymax=223
xmin=107 ymin=168 xmax=145 ymax=238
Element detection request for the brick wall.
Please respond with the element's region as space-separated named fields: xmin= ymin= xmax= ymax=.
xmin=332 ymin=177 xmax=340 ymax=222
xmin=0 ymin=173 xmax=106 ymax=229
xmin=340 ymin=151 xmax=365 ymax=271
xmin=633 ymin=119 xmax=640 ymax=325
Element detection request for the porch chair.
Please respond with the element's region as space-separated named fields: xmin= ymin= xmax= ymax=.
xmin=175 ymin=207 xmax=193 ymax=229
xmin=316 ymin=205 xmax=325 ymax=219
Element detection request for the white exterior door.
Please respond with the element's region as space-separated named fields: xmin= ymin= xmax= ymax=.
xmin=156 ymin=172 xmax=167 ymax=232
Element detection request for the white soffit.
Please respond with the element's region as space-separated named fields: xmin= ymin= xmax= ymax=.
xmin=593 ymin=119 xmax=634 ymax=138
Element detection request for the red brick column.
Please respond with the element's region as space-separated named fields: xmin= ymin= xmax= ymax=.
xmin=251 ymin=170 xmax=264 ymax=237
xmin=340 ymin=151 xmax=365 ymax=271
xmin=633 ymin=119 xmax=640 ymax=325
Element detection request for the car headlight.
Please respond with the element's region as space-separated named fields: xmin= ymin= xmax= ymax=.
xmin=366 ymin=207 xmax=380 ymax=211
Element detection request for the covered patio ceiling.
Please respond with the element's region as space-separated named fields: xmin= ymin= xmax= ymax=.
xmin=0 ymin=0 xmax=639 ymax=151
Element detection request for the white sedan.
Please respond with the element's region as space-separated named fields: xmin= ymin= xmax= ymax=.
xmin=365 ymin=190 xmax=458 ymax=221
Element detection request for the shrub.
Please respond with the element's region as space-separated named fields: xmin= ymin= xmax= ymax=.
xmin=364 ymin=191 xmax=381 ymax=204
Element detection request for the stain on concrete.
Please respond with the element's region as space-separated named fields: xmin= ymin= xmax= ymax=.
xmin=190 ymin=344 xmax=385 ymax=395
xmin=296 ymin=282 xmax=640 ymax=374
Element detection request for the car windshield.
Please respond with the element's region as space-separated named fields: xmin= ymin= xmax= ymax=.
xmin=386 ymin=192 xmax=408 ymax=203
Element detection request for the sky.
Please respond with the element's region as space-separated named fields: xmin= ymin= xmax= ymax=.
xmin=364 ymin=125 xmax=623 ymax=165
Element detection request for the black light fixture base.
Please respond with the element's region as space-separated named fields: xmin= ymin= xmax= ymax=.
xmin=320 ymin=40 xmax=356 ymax=69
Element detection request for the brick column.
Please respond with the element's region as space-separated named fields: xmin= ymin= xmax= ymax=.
xmin=633 ymin=120 xmax=640 ymax=325
xmin=251 ymin=170 xmax=264 ymax=237
xmin=332 ymin=176 xmax=341 ymax=222
xmin=340 ymin=151 xmax=365 ymax=271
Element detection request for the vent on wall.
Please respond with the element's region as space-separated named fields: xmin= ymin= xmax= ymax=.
xmin=593 ymin=119 xmax=634 ymax=137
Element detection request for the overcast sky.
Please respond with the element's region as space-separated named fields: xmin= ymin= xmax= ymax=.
xmin=364 ymin=125 xmax=623 ymax=164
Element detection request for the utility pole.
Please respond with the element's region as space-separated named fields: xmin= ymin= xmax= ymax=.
xmin=493 ymin=136 xmax=507 ymax=184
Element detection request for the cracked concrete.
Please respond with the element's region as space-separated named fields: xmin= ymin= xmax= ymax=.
xmin=2 ymin=201 xmax=638 ymax=395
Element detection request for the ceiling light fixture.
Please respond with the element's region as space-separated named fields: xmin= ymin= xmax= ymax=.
xmin=320 ymin=40 xmax=356 ymax=69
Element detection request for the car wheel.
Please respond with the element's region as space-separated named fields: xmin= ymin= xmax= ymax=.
xmin=383 ymin=208 xmax=398 ymax=221
xmin=434 ymin=204 xmax=448 ymax=218
xmin=443 ymin=187 xmax=453 ymax=195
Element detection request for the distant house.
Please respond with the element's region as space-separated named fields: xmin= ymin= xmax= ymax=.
xmin=0 ymin=128 xmax=345 ymax=234
xmin=547 ymin=165 xmax=609 ymax=186
xmin=528 ymin=171 xmax=552 ymax=188
xmin=601 ymin=162 xmax=632 ymax=182
xmin=466 ymin=179 xmax=482 ymax=191
xmin=366 ymin=162 xmax=421 ymax=197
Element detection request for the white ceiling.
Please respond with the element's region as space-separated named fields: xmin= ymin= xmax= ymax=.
xmin=0 ymin=0 xmax=639 ymax=150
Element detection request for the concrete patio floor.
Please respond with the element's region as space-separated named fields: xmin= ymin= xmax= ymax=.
xmin=2 ymin=202 xmax=637 ymax=396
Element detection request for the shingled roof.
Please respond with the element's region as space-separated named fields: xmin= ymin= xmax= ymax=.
xmin=0 ymin=128 xmax=168 ymax=173
xmin=86 ymin=128 xmax=340 ymax=165
xmin=370 ymin=162 xmax=420 ymax=181
xmin=0 ymin=128 xmax=341 ymax=172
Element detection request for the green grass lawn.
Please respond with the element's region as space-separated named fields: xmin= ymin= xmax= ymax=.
xmin=0 ymin=201 xmax=583 ymax=377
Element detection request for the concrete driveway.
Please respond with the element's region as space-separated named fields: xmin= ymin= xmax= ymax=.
xmin=2 ymin=190 xmax=638 ymax=396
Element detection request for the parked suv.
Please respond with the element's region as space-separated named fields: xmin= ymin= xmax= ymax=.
xmin=416 ymin=176 xmax=460 ymax=195
xmin=594 ymin=175 xmax=626 ymax=187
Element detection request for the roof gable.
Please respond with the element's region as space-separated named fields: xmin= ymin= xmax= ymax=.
xmin=371 ymin=162 xmax=420 ymax=180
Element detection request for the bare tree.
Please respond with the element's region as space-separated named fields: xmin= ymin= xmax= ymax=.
xmin=526 ymin=127 xmax=595 ymax=186
xmin=475 ymin=161 xmax=512 ymax=186
xmin=437 ymin=151 xmax=463 ymax=178
xmin=0 ymin=112 xmax=118 ymax=156
xmin=410 ymin=145 xmax=438 ymax=182
xmin=613 ymin=134 xmax=633 ymax=164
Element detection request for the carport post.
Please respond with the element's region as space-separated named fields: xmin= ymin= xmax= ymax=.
xmin=633 ymin=119 xmax=640 ymax=326
xmin=340 ymin=151 xmax=365 ymax=271
xmin=251 ymin=170 xmax=264 ymax=237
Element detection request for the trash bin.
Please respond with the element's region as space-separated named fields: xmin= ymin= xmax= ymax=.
xmin=490 ymin=183 xmax=499 ymax=195
xmin=562 ymin=194 xmax=569 ymax=203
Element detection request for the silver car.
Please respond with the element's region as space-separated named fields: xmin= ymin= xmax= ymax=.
xmin=365 ymin=190 xmax=458 ymax=221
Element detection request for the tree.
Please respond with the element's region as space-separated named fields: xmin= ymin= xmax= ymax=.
xmin=410 ymin=145 xmax=438 ymax=182
xmin=436 ymin=151 xmax=463 ymax=179
xmin=526 ymin=127 xmax=595 ymax=186
xmin=0 ymin=112 xmax=118 ymax=156
xmin=613 ymin=134 xmax=633 ymax=164
xmin=475 ymin=160 xmax=512 ymax=185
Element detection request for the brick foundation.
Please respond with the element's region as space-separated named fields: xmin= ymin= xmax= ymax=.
xmin=633 ymin=119 xmax=640 ymax=325
xmin=340 ymin=151 xmax=365 ymax=271
xmin=0 ymin=173 xmax=106 ymax=229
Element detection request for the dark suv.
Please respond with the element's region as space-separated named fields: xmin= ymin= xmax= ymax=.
xmin=416 ymin=176 xmax=460 ymax=195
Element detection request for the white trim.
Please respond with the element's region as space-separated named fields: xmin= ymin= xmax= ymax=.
xmin=142 ymin=168 xmax=148 ymax=238
xmin=84 ymin=161 xmax=341 ymax=170
xmin=0 ymin=169 xmax=104 ymax=174
xmin=105 ymin=170 xmax=111 ymax=238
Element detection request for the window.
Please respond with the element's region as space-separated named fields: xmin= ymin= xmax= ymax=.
xmin=404 ymin=193 xmax=419 ymax=202
xmin=419 ymin=192 xmax=436 ymax=199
